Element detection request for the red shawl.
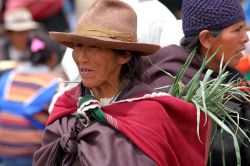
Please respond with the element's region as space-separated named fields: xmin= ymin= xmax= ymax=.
xmin=47 ymin=85 xmax=211 ymax=166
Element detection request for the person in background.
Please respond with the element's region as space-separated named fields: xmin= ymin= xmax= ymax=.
xmin=145 ymin=0 xmax=250 ymax=165
xmin=0 ymin=0 xmax=7 ymax=61
xmin=0 ymin=8 xmax=39 ymax=61
xmin=5 ymin=0 xmax=69 ymax=32
xmin=33 ymin=0 xmax=210 ymax=165
xmin=0 ymin=31 xmax=61 ymax=166
xmin=158 ymin=0 xmax=182 ymax=19
xmin=0 ymin=0 xmax=7 ymax=23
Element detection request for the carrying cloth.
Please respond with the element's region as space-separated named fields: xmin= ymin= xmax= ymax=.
xmin=44 ymin=84 xmax=211 ymax=166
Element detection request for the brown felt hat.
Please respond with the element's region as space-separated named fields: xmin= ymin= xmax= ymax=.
xmin=49 ymin=0 xmax=160 ymax=56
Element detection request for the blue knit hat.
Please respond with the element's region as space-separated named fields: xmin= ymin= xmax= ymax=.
xmin=182 ymin=0 xmax=245 ymax=37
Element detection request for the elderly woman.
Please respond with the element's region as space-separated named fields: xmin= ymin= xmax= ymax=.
xmin=146 ymin=0 xmax=250 ymax=165
xmin=33 ymin=0 xmax=210 ymax=166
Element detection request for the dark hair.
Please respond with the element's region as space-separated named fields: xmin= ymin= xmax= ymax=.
xmin=180 ymin=29 xmax=222 ymax=54
xmin=26 ymin=31 xmax=59 ymax=66
xmin=113 ymin=49 xmax=145 ymax=82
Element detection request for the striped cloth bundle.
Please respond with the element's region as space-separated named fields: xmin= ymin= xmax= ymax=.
xmin=0 ymin=70 xmax=58 ymax=157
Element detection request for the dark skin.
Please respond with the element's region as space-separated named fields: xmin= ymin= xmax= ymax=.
xmin=72 ymin=44 xmax=131 ymax=99
xmin=198 ymin=21 xmax=249 ymax=73
xmin=6 ymin=30 xmax=30 ymax=51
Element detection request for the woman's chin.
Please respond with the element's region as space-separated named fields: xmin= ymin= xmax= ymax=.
xmin=82 ymin=82 xmax=96 ymax=89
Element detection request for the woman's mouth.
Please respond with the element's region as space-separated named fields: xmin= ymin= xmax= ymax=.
xmin=80 ymin=68 xmax=94 ymax=78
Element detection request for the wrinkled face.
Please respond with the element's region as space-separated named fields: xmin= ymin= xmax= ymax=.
xmin=209 ymin=21 xmax=249 ymax=68
xmin=72 ymin=43 xmax=127 ymax=89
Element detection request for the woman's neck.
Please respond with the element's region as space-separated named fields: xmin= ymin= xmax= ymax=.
xmin=200 ymin=48 xmax=220 ymax=73
xmin=206 ymin=61 xmax=220 ymax=73
xmin=91 ymin=79 xmax=129 ymax=99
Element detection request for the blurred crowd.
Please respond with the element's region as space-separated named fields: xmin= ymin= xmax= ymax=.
xmin=0 ymin=1 xmax=71 ymax=165
xmin=0 ymin=0 xmax=250 ymax=166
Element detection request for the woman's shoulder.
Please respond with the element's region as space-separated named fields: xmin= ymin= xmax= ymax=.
xmin=117 ymin=92 xmax=195 ymax=110
xmin=152 ymin=44 xmax=187 ymax=59
xmin=143 ymin=44 xmax=190 ymax=76
xmin=118 ymin=80 xmax=154 ymax=100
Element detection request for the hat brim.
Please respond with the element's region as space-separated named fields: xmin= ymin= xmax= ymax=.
xmin=49 ymin=32 xmax=160 ymax=56
xmin=4 ymin=22 xmax=39 ymax=31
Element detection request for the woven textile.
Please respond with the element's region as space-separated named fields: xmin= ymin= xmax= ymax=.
xmin=0 ymin=71 xmax=58 ymax=157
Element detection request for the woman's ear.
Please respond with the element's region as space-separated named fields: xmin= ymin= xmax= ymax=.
xmin=199 ymin=30 xmax=212 ymax=50
xmin=119 ymin=51 xmax=132 ymax=64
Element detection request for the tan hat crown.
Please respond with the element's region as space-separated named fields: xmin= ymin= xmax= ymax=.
xmin=76 ymin=0 xmax=137 ymax=42
xmin=49 ymin=0 xmax=160 ymax=55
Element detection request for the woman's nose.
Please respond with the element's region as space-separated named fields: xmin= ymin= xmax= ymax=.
xmin=243 ymin=31 xmax=249 ymax=44
xmin=77 ymin=48 xmax=88 ymax=63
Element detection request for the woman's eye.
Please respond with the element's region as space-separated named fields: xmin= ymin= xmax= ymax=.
xmin=89 ymin=45 xmax=98 ymax=49
xmin=234 ymin=25 xmax=245 ymax=32
xmin=87 ymin=45 xmax=100 ymax=51
xmin=235 ymin=28 xmax=241 ymax=32
xmin=74 ymin=43 xmax=83 ymax=48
